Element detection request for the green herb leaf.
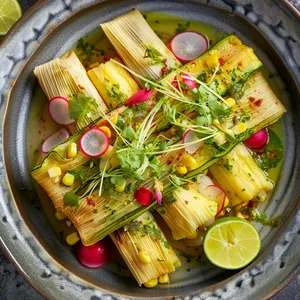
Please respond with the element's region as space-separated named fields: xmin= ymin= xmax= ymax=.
xmin=176 ymin=21 xmax=190 ymax=33
xmin=68 ymin=94 xmax=98 ymax=124
xmin=64 ymin=191 xmax=80 ymax=207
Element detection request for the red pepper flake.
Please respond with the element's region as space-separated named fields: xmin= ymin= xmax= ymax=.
xmin=234 ymin=110 xmax=239 ymax=114
xmin=162 ymin=58 xmax=167 ymax=62
xmin=254 ymin=98 xmax=263 ymax=106
xmin=185 ymin=200 xmax=189 ymax=205
xmin=191 ymin=62 xmax=196 ymax=66
xmin=39 ymin=115 xmax=46 ymax=123
xmin=218 ymin=58 xmax=225 ymax=66
xmin=103 ymin=57 xmax=109 ymax=62
xmin=161 ymin=67 xmax=168 ymax=76
xmin=238 ymin=61 xmax=243 ymax=66
xmin=115 ymin=231 xmax=123 ymax=243
xmin=232 ymin=116 xmax=237 ymax=123
xmin=248 ymin=96 xmax=255 ymax=103
xmin=86 ymin=197 xmax=96 ymax=207
xmin=167 ymin=158 xmax=173 ymax=165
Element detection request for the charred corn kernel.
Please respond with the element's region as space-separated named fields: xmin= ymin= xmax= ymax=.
xmin=230 ymin=36 xmax=242 ymax=46
xmin=100 ymin=158 xmax=110 ymax=170
xmin=186 ymin=229 xmax=198 ymax=239
xmin=176 ymin=166 xmax=187 ymax=175
xmin=55 ymin=211 xmax=67 ymax=221
xmin=225 ymin=97 xmax=236 ymax=107
xmin=67 ymin=142 xmax=77 ymax=158
xmin=182 ymin=156 xmax=197 ymax=168
xmin=158 ymin=274 xmax=169 ymax=284
xmin=101 ymin=145 xmax=116 ymax=159
xmin=99 ymin=126 xmax=111 ymax=138
xmin=170 ymin=128 xmax=177 ymax=135
xmin=110 ymin=156 xmax=120 ymax=168
xmin=62 ymin=173 xmax=75 ymax=186
xmin=232 ymin=122 xmax=247 ymax=135
xmin=115 ymin=181 xmax=126 ymax=193
xmin=138 ymin=250 xmax=151 ymax=264
xmin=66 ymin=232 xmax=80 ymax=246
xmin=109 ymin=114 xmax=118 ymax=125
xmin=213 ymin=119 xmax=220 ymax=125
xmin=214 ymin=132 xmax=227 ymax=145
xmin=144 ymin=278 xmax=158 ymax=288
xmin=224 ymin=197 xmax=230 ymax=208
xmin=48 ymin=167 xmax=61 ymax=178
xmin=206 ymin=55 xmax=219 ymax=69
xmin=88 ymin=62 xmax=100 ymax=69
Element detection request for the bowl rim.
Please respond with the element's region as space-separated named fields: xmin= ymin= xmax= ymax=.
xmin=1 ymin=0 xmax=300 ymax=299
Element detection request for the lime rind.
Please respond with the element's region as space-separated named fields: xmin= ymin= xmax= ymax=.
xmin=0 ymin=0 xmax=22 ymax=36
xmin=203 ymin=217 xmax=261 ymax=270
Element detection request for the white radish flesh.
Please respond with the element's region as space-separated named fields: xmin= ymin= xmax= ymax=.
xmin=42 ymin=128 xmax=70 ymax=154
xmin=183 ymin=130 xmax=204 ymax=154
xmin=80 ymin=128 xmax=109 ymax=158
xmin=170 ymin=31 xmax=209 ymax=63
xmin=48 ymin=96 xmax=74 ymax=126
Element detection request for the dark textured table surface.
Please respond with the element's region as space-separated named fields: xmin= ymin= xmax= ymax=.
xmin=0 ymin=0 xmax=299 ymax=299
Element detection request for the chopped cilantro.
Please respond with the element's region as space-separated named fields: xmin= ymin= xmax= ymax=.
xmin=224 ymin=159 xmax=233 ymax=171
xmin=175 ymin=21 xmax=190 ymax=33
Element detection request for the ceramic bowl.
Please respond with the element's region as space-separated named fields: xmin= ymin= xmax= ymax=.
xmin=0 ymin=0 xmax=299 ymax=299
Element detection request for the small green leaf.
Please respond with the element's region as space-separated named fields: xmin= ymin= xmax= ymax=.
xmin=176 ymin=21 xmax=190 ymax=33
xmin=64 ymin=191 xmax=80 ymax=207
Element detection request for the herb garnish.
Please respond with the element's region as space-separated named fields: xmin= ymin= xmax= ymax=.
xmin=68 ymin=94 xmax=98 ymax=123
xmin=175 ymin=21 xmax=190 ymax=33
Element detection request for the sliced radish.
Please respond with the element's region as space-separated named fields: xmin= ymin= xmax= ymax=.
xmin=79 ymin=127 xmax=109 ymax=158
xmin=42 ymin=128 xmax=69 ymax=154
xmin=202 ymin=185 xmax=225 ymax=216
xmin=197 ymin=174 xmax=214 ymax=191
xmin=77 ymin=241 xmax=109 ymax=268
xmin=170 ymin=31 xmax=209 ymax=63
xmin=183 ymin=130 xmax=204 ymax=154
xmin=243 ymin=128 xmax=269 ymax=151
xmin=48 ymin=96 xmax=75 ymax=126
xmin=172 ymin=72 xmax=196 ymax=90
xmin=125 ymin=88 xmax=154 ymax=106
xmin=134 ymin=187 xmax=154 ymax=206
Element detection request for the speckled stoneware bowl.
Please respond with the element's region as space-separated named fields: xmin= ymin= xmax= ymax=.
xmin=0 ymin=0 xmax=300 ymax=299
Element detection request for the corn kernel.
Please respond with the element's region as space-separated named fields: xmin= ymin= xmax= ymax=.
xmin=176 ymin=166 xmax=187 ymax=175
xmin=66 ymin=232 xmax=80 ymax=246
xmin=88 ymin=62 xmax=100 ymax=69
xmin=100 ymin=158 xmax=111 ymax=171
xmin=99 ymin=126 xmax=112 ymax=138
xmin=67 ymin=142 xmax=77 ymax=158
xmin=101 ymin=145 xmax=116 ymax=159
xmin=186 ymin=229 xmax=198 ymax=240
xmin=52 ymin=176 xmax=61 ymax=184
xmin=109 ymin=114 xmax=118 ymax=125
xmin=110 ymin=156 xmax=120 ymax=168
xmin=182 ymin=156 xmax=197 ymax=168
xmin=48 ymin=167 xmax=61 ymax=178
xmin=62 ymin=173 xmax=75 ymax=186
xmin=115 ymin=181 xmax=126 ymax=193
xmin=143 ymin=278 xmax=158 ymax=288
xmin=55 ymin=211 xmax=67 ymax=221
xmin=213 ymin=119 xmax=220 ymax=125
xmin=206 ymin=55 xmax=219 ymax=69
xmin=225 ymin=97 xmax=236 ymax=107
xmin=232 ymin=122 xmax=247 ymax=135
xmin=138 ymin=250 xmax=151 ymax=264
xmin=158 ymin=274 xmax=169 ymax=284
xmin=224 ymin=197 xmax=230 ymax=208
xmin=230 ymin=36 xmax=242 ymax=46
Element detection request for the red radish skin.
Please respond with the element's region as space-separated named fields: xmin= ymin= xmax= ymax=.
xmin=134 ymin=187 xmax=154 ymax=206
xmin=77 ymin=241 xmax=109 ymax=268
xmin=125 ymin=88 xmax=154 ymax=106
xmin=183 ymin=130 xmax=204 ymax=154
xmin=243 ymin=128 xmax=269 ymax=151
xmin=172 ymin=73 xmax=196 ymax=90
xmin=42 ymin=128 xmax=70 ymax=154
xmin=170 ymin=31 xmax=209 ymax=63
xmin=79 ymin=128 xmax=109 ymax=158
xmin=203 ymin=185 xmax=226 ymax=216
xmin=48 ymin=96 xmax=75 ymax=126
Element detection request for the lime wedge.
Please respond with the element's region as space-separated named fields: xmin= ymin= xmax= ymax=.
xmin=0 ymin=0 xmax=22 ymax=36
xmin=203 ymin=217 xmax=261 ymax=270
